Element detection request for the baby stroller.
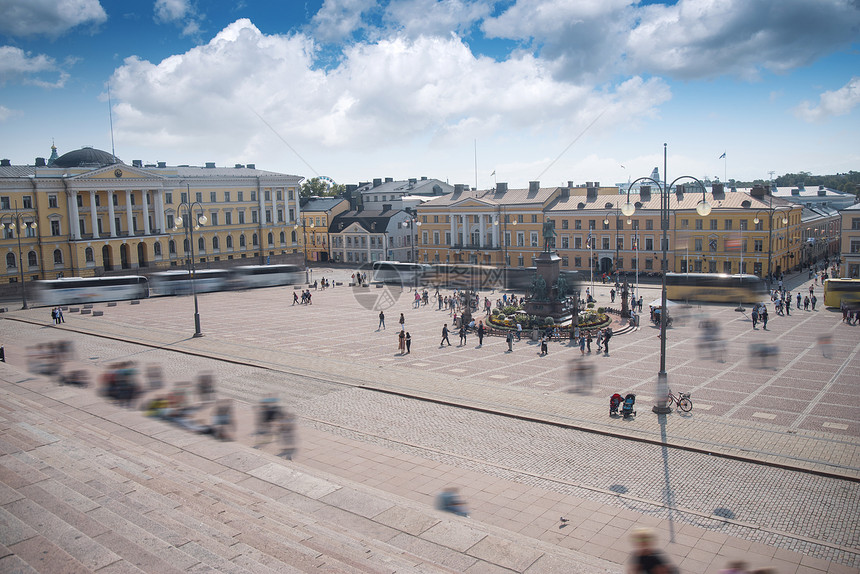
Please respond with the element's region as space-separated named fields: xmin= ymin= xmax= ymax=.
xmin=621 ymin=393 xmax=636 ymax=418
xmin=609 ymin=393 xmax=623 ymax=416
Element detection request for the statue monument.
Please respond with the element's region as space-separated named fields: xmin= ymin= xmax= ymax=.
xmin=523 ymin=221 xmax=578 ymax=324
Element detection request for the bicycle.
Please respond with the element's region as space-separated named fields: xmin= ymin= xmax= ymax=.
xmin=666 ymin=389 xmax=693 ymax=412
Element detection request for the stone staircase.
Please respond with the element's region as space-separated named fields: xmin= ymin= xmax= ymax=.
xmin=0 ymin=365 xmax=620 ymax=573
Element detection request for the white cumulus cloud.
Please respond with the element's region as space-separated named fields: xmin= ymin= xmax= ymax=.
xmin=311 ymin=0 xmax=378 ymax=43
xmin=794 ymin=77 xmax=860 ymax=122
xmin=109 ymin=18 xmax=670 ymax=176
xmin=0 ymin=45 xmax=67 ymax=87
xmin=0 ymin=0 xmax=107 ymax=38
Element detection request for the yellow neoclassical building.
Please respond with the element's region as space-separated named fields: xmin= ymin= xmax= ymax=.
xmin=416 ymin=181 xmax=811 ymax=281
xmin=0 ymin=146 xmax=304 ymax=293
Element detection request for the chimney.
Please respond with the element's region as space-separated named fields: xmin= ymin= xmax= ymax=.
xmin=421 ymin=176 xmax=427 ymax=180
xmin=373 ymin=178 xmax=382 ymax=187
xmin=382 ymin=204 xmax=392 ymax=212
xmin=791 ymin=188 xmax=800 ymax=196
xmin=234 ymin=163 xmax=244 ymax=168
xmin=205 ymin=162 xmax=216 ymax=168
xmin=454 ymin=184 xmax=465 ymax=193
xmin=640 ymin=185 xmax=651 ymax=202
xmin=497 ymin=182 xmax=508 ymax=193
xmin=712 ymin=183 xmax=725 ymax=199
xmin=385 ymin=177 xmax=393 ymax=183
xmin=818 ymin=188 xmax=827 ymax=196
xmin=34 ymin=158 xmax=46 ymax=167
xmin=529 ymin=181 xmax=540 ymax=193
xmin=346 ymin=184 xmax=358 ymax=193
xmin=158 ymin=161 xmax=167 ymax=168
xmin=586 ymin=182 xmax=597 ymax=201
xmin=246 ymin=164 xmax=255 ymax=169
xmin=750 ymin=184 xmax=767 ymax=198
xmin=132 ymin=159 xmax=142 ymax=168
xmin=560 ymin=186 xmax=570 ymax=198
xmin=1 ymin=159 xmax=11 ymax=167
xmin=675 ymin=184 xmax=685 ymax=200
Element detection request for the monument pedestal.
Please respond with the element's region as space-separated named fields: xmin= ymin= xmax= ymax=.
xmin=523 ymin=250 xmax=575 ymax=324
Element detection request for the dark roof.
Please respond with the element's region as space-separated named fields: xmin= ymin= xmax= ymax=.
xmin=300 ymin=197 xmax=347 ymax=211
xmin=329 ymin=209 xmax=402 ymax=233
xmin=52 ymin=147 xmax=122 ymax=168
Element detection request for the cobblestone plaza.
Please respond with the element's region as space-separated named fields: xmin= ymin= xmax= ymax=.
xmin=1 ymin=266 xmax=858 ymax=572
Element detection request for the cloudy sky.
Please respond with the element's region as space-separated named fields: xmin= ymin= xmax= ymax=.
xmin=1 ymin=0 xmax=858 ymax=189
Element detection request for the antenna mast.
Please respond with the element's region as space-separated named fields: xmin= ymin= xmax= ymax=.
xmin=108 ymin=82 xmax=116 ymax=159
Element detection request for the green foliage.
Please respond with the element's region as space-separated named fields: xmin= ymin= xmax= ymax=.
xmin=597 ymin=307 xmax=605 ymax=313
xmin=587 ymin=302 xmax=595 ymax=309
xmin=301 ymin=178 xmax=344 ymax=198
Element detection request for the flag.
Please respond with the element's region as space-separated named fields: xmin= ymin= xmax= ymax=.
xmin=586 ymin=231 xmax=592 ymax=248
xmin=719 ymin=152 xmax=726 ymax=159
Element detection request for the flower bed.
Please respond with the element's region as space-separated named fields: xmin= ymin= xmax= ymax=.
xmin=488 ymin=306 xmax=612 ymax=333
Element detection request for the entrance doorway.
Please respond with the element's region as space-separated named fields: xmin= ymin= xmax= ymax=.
xmin=102 ymin=245 xmax=113 ymax=271
xmin=599 ymin=257 xmax=613 ymax=274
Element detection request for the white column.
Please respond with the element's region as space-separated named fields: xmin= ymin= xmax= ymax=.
xmin=89 ymin=190 xmax=100 ymax=239
xmin=493 ymin=217 xmax=499 ymax=249
xmin=450 ymin=214 xmax=456 ymax=246
xmin=68 ymin=191 xmax=80 ymax=240
xmin=461 ymin=215 xmax=468 ymax=246
xmin=107 ymin=192 xmax=116 ymax=237
xmin=141 ymin=190 xmax=151 ymax=234
xmin=125 ymin=190 xmax=134 ymax=236
xmin=479 ymin=214 xmax=485 ymax=248
xmin=155 ymin=190 xmax=165 ymax=233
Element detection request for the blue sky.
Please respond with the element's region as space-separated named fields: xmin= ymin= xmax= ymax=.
xmin=1 ymin=0 xmax=858 ymax=190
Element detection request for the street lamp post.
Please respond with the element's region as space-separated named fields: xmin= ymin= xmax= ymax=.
xmin=1 ymin=201 xmax=37 ymax=310
xmin=620 ymin=144 xmax=711 ymax=415
xmin=173 ymin=197 xmax=207 ymax=338
xmin=753 ymin=206 xmax=790 ymax=286
xmin=604 ymin=202 xmax=622 ymax=287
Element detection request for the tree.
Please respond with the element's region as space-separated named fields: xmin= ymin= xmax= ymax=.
xmin=300 ymin=178 xmax=344 ymax=198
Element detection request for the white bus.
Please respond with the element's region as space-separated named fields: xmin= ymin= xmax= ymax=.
xmin=34 ymin=276 xmax=149 ymax=306
xmin=229 ymin=264 xmax=304 ymax=289
xmin=372 ymin=261 xmax=431 ymax=285
xmin=149 ymin=269 xmax=230 ymax=296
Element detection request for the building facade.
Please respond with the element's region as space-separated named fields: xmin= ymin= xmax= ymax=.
xmin=416 ymin=181 xmax=821 ymax=281
xmin=840 ymin=204 xmax=860 ymax=278
xmin=328 ymin=207 xmax=412 ymax=264
xmin=0 ymin=147 xmax=304 ymax=294
xmin=298 ymin=197 xmax=349 ymax=263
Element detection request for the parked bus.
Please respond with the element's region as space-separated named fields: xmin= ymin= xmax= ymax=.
xmin=503 ymin=267 xmax=583 ymax=292
xmin=149 ymin=269 xmax=230 ymax=296
xmin=823 ymin=278 xmax=860 ymax=308
xmin=34 ymin=276 xmax=149 ymax=306
xmin=665 ymin=273 xmax=766 ymax=303
xmin=371 ymin=261 xmax=432 ymax=285
xmin=426 ymin=264 xmax=506 ymax=289
xmin=229 ymin=264 xmax=304 ymax=289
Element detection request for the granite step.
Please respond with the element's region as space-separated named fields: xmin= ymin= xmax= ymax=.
xmin=1 ymin=364 xmax=623 ymax=573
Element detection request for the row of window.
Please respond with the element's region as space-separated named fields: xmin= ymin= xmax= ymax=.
xmin=0 ymin=188 xmax=297 ymax=212
xmin=417 ymin=213 xmax=790 ymax=231
xmin=6 ymin=249 xmax=65 ymax=268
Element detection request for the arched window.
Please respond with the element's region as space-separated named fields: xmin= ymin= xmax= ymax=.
xmin=226 ymin=235 xmax=233 ymax=249
xmin=53 ymin=249 xmax=63 ymax=264
xmin=252 ymin=233 xmax=258 ymax=246
xmin=212 ymin=236 xmax=220 ymax=250
xmin=183 ymin=238 xmax=189 ymax=253
xmin=84 ymin=247 xmax=94 ymax=262
xmin=153 ymin=242 xmax=162 ymax=256
xmin=267 ymin=232 xmax=274 ymax=246
xmin=169 ymin=240 xmax=176 ymax=254
xmin=239 ymin=234 xmax=246 ymax=247
xmin=291 ymin=230 xmax=297 ymax=242
xmin=6 ymin=253 xmax=16 ymax=268
xmin=279 ymin=231 xmax=285 ymax=244
xmin=198 ymin=237 xmax=205 ymax=251
xmin=28 ymin=251 xmax=38 ymax=267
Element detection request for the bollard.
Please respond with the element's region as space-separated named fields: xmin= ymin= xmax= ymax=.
xmin=0 ymin=346 xmax=5 ymax=362
xmin=92 ymin=311 xmax=104 ymax=317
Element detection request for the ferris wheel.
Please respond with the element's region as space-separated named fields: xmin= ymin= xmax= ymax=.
xmin=317 ymin=175 xmax=336 ymax=189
